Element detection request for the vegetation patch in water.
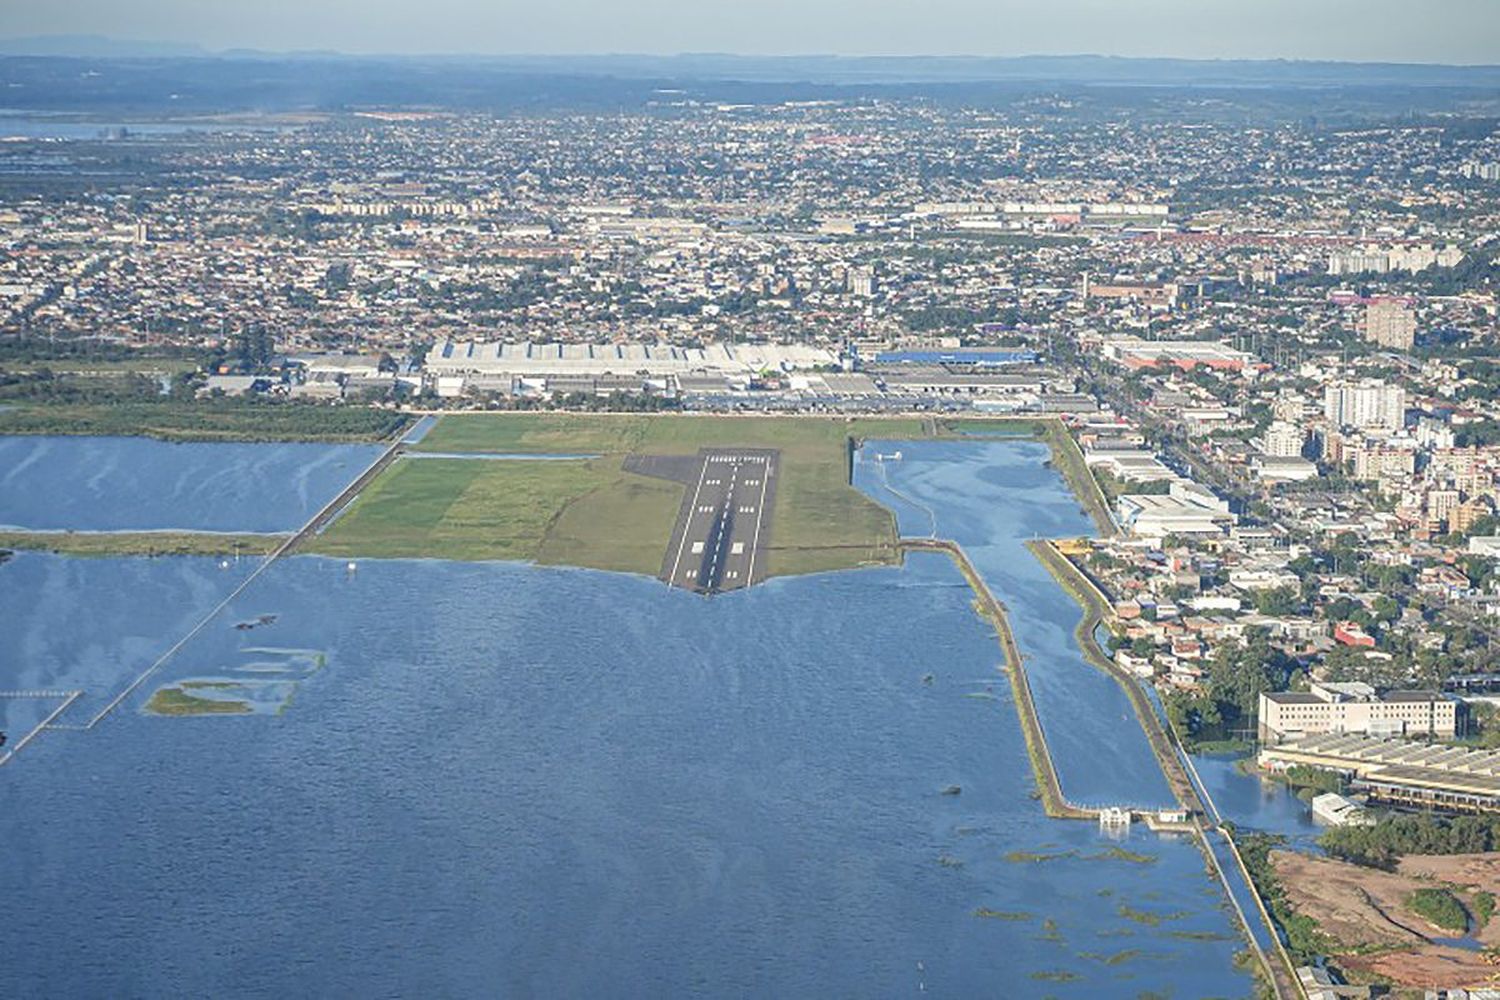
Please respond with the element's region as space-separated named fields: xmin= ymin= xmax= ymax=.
xmin=1164 ymin=930 xmax=1235 ymax=942
xmin=1116 ymin=904 xmax=1189 ymax=927
xmin=1088 ymin=846 xmax=1157 ymax=865
xmin=974 ymin=908 xmax=1033 ymax=921
xmin=145 ymin=686 xmax=252 ymax=716
xmin=1005 ymin=849 xmax=1079 ymax=864
xmin=0 ymin=530 xmax=286 ymax=558
xmin=1029 ymin=970 xmax=1081 ymax=982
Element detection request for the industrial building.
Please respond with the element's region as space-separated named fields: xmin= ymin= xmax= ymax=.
xmin=1099 ymin=336 xmax=1255 ymax=372
xmin=1115 ymin=482 xmax=1236 ymax=537
xmin=870 ymin=348 xmax=1038 ymax=366
xmin=425 ymin=339 xmax=836 ymax=378
xmin=1260 ymin=732 xmax=1500 ymax=815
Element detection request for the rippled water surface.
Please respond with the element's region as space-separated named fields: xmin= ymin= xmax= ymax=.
xmin=0 ymin=436 xmax=1257 ymax=997
xmin=0 ymin=435 xmax=384 ymax=531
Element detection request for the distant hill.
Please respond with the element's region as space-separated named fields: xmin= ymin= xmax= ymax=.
xmin=431 ymin=52 xmax=1500 ymax=89
xmin=0 ymin=45 xmax=1496 ymax=120
xmin=0 ymin=39 xmax=1496 ymax=87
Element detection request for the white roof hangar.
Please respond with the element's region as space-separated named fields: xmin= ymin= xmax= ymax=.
xmin=425 ymin=340 xmax=835 ymax=378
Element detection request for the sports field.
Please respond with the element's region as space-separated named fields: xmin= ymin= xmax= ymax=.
xmin=309 ymin=414 xmax=932 ymax=578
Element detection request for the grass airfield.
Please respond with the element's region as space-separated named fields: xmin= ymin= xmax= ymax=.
xmin=0 ymin=412 xmax=1073 ymax=582
xmin=308 ymin=413 xmax=933 ymax=578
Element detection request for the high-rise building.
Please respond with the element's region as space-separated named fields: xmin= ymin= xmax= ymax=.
xmin=1323 ymin=382 xmax=1406 ymax=432
xmin=848 ymin=266 xmax=876 ymax=298
xmin=1328 ymin=244 xmax=1463 ymax=275
xmin=1319 ymin=429 xmax=1346 ymax=466
xmin=1271 ymin=393 xmax=1306 ymax=423
xmin=1364 ymin=300 xmax=1416 ymax=351
xmin=1262 ymin=421 xmax=1306 ymax=458
xmin=1351 ymin=445 xmax=1415 ymax=482
xmin=1454 ymin=498 xmax=1496 ymax=534
xmin=1427 ymin=489 xmax=1460 ymax=529
xmin=1415 ymin=417 xmax=1456 ymax=450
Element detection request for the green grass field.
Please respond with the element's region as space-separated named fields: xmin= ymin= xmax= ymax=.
xmin=315 ymin=414 xmax=931 ymax=578
xmin=0 ymin=401 xmax=409 ymax=442
xmin=0 ymin=530 xmax=287 ymax=558
xmin=310 ymin=457 xmax=612 ymax=563
xmin=3 ymin=359 xmax=198 ymax=375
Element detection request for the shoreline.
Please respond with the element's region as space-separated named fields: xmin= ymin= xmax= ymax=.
xmin=1036 ymin=420 xmax=1118 ymax=538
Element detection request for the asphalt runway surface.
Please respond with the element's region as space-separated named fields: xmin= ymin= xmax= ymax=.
xmin=659 ymin=449 xmax=778 ymax=594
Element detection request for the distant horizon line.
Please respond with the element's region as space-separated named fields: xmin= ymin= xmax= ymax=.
xmin=1 ymin=35 xmax=1497 ymax=70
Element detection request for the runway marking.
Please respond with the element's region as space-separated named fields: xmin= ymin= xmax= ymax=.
xmin=662 ymin=449 xmax=778 ymax=594
xmin=668 ymin=452 xmax=713 ymax=588
xmin=745 ymin=454 xmax=772 ymax=587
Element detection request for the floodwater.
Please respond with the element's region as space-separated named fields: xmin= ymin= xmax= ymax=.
xmin=0 ymin=435 xmax=1260 ymax=996
xmin=1191 ymin=752 xmax=1323 ymax=847
xmin=856 ymin=439 xmax=1175 ymax=809
xmin=0 ymin=435 xmax=385 ymax=532
xmin=0 ymin=553 xmax=260 ymax=730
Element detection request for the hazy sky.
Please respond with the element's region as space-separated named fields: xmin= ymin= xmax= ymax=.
xmin=5 ymin=0 xmax=1498 ymax=64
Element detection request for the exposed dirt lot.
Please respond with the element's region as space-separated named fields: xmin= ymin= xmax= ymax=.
xmin=1273 ymin=850 xmax=1500 ymax=990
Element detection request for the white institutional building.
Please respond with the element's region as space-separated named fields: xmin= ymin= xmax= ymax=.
xmin=1259 ymin=681 xmax=1457 ymax=743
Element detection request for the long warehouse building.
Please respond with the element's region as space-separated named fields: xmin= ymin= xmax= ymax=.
xmin=425 ymin=339 xmax=836 ymax=377
xmin=1260 ymin=732 xmax=1500 ymax=814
